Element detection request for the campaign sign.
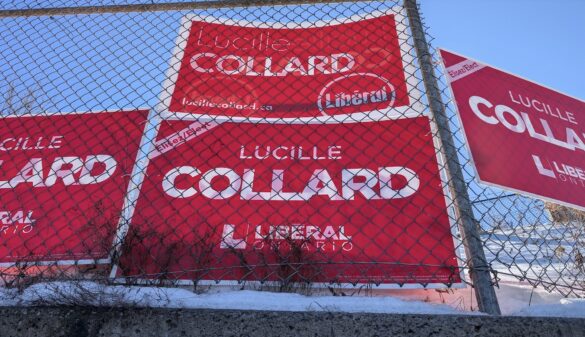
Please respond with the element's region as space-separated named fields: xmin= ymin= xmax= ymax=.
xmin=0 ymin=110 xmax=148 ymax=264
xmin=119 ymin=117 xmax=461 ymax=285
xmin=440 ymin=49 xmax=585 ymax=211
xmin=161 ymin=10 xmax=422 ymax=121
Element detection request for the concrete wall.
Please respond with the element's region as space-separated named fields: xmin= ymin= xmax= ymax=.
xmin=1 ymin=307 xmax=584 ymax=337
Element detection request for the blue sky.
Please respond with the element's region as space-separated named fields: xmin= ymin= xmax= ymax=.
xmin=2 ymin=0 xmax=582 ymax=113
xmin=421 ymin=0 xmax=585 ymax=99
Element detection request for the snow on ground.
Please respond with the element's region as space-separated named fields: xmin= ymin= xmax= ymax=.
xmin=0 ymin=281 xmax=466 ymax=315
xmin=495 ymin=281 xmax=585 ymax=317
xmin=515 ymin=298 xmax=585 ymax=318
xmin=482 ymin=223 xmax=585 ymax=295
xmin=0 ymin=280 xmax=584 ymax=317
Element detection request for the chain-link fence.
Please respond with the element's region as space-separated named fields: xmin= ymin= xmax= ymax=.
xmin=0 ymin=0 xmax=583 ymax=312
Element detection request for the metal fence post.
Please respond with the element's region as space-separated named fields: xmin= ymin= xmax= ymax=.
xmin=404 ymin=0 xmax=501 ymax=315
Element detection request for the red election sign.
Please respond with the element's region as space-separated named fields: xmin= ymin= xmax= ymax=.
xmin=0 ymin=110 xmax=148 ymax=265
xmin=118 ymin=117 xmax=462 ymax=286
xmin=160 ymin=10 xmax=423 ymax=121
xmin=440 ymin=49 xmax=585 ymax=211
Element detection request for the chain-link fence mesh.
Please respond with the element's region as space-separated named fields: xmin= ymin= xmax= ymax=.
xmin=0 ymin=0 xmax=583 ymax=308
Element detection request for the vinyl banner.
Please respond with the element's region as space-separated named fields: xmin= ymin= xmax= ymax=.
xmin=119 ymin=117 xmax=461 ymax=285
xmin=440 ymin=49 xmax=585 ymax=211
xmin=160 ymin=10 xmax=422 ymax=121
xmin=0 ymin=110 xmax=148 ymax=264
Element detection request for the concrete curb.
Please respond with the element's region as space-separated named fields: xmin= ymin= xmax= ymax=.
xmin=0 ymin=307 xmax=584 ymax=337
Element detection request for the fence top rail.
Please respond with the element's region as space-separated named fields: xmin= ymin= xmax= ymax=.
xmin=0 ymin=0 xmax=385 ymax=18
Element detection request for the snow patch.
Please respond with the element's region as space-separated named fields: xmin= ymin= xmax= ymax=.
xmin=0 ymin=281 xmax=583 ymax=317
xmin=0 ymin=281 xmax=466 ymax=315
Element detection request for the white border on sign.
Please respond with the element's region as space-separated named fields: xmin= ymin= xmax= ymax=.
xmin=109 ymin=108 xmax=163 ymax=278
xmin=157 ymin=6 xmax=425 ymax=124
xmin=110 ymin=115 xmax=466 ymax=289
xmin=0 ymin=108 xmax=151 ymax=268
xmin=0 ymin=108 xmax=145 ymax=118
xmin=441 ymin=49 xmax=584 ymax=103
xmin=438 ymin=48 xmax=585 ymax=212
xmin=426 ymin=114 xmax=468 ymax=288
xmin=111 ymin=278 xmax=466 ymax=290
